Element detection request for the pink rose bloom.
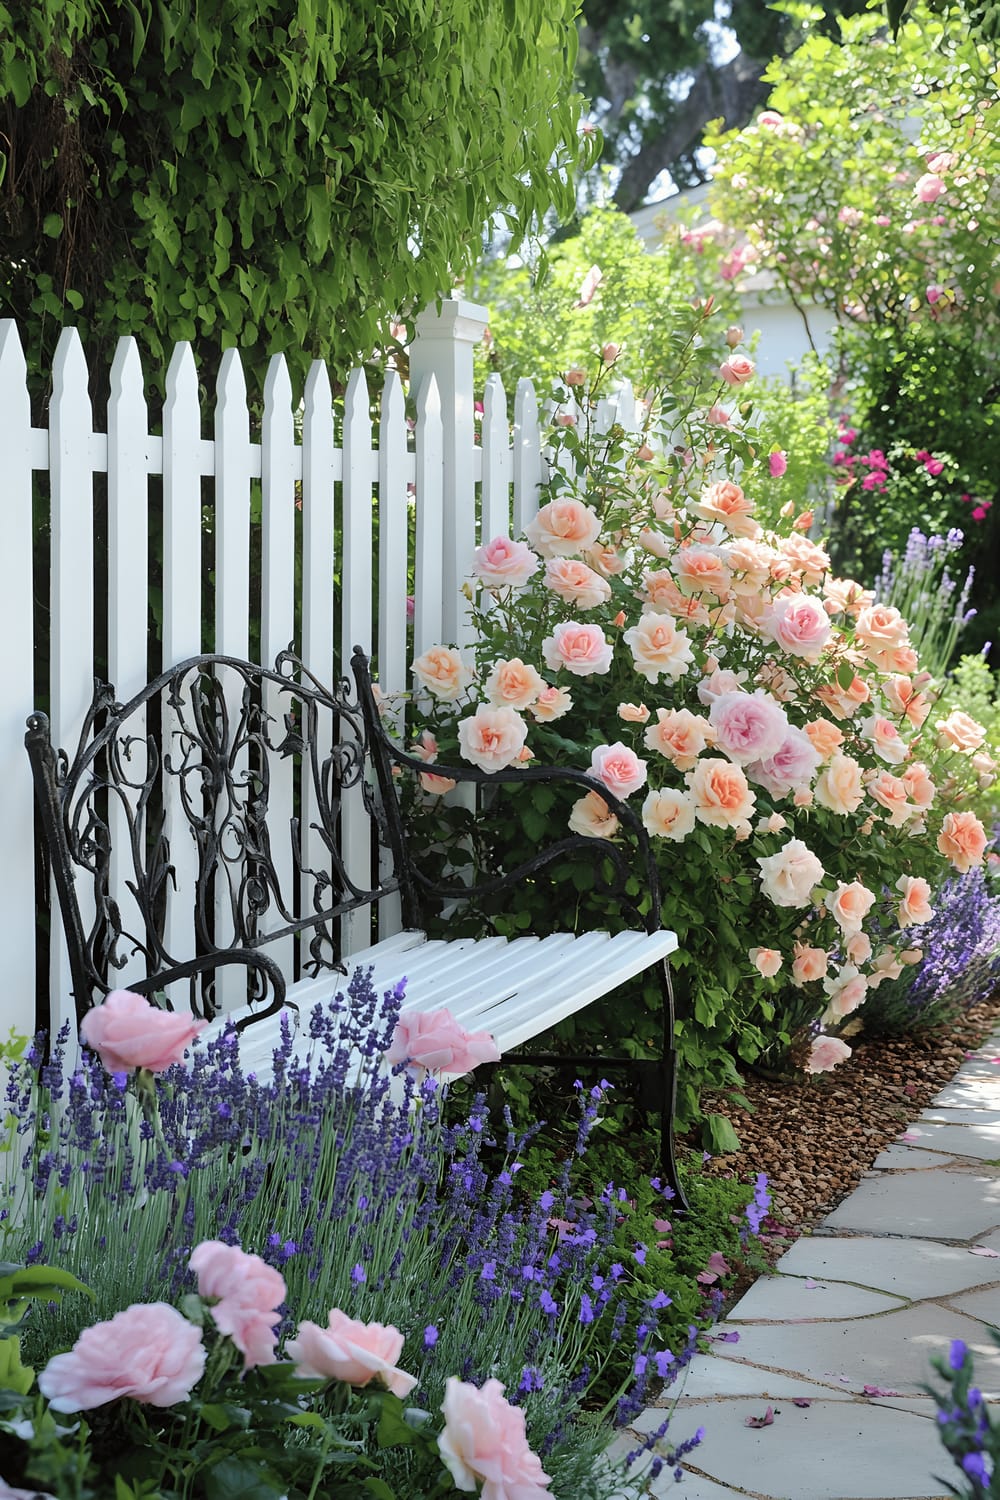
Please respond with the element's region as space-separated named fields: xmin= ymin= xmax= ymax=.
xmin=936 ymin=710 xmax=986 ymax=752
xmin=822 ymin=964 xmax=868 ymax=1022
xmin=722 ymin=537 xmax=775 ymax=595
xmin=814 ymin=753 xmax=865 ymax=816
xmin=697 ymin=667 xmax=748 ymax=706
xmin=457 ymin=705 xmax=528 ymax=772
xmin=780 ymin=535 xmax=831 ymax=586
xmin=410 ymin=730 xmax=457 ymax=795
xmin=569 ymin=791 xmax=620 ymax=840
xmin=618 ymin=701 xmax=650 ymax=724
xmin=623 ymin=613 xmax=695 ymax=684
xmin=846 ymin=932 xmax=873 ymax=965
xmin=902 ymin=762 xmax=936 ymax=809
xmin=189 ymin=1241 xmax=286 ymax=1368
xmin=915 ymin=172 xmax=946 ymax=203
xmin=854 ymin=603 xmax=910 ymax=661
xmin=750 ymin=947 xmax=782 ymax=978
xmin=387 ymin=1007 xmax=500 ymax=1076
xmin=882 ymin=674 xmax=931 ymax=728
xmin=758 ymin=110 xmax=784 ymax=129
xmin=859 ymin=715 xmax=909 ymax=766
xmin=525 ymin=499 xmax=601 ymax=558
xmin=589 ymin=742 xmax=647 ymax=799
xmin=826 ymin=881 xmax=876 ymax=937
xmin=761 ymin=594 xmax=832 ymax=659
xmin=574 ymin=264 xmax=603 ymax=308
xmin=805 ymin=1035 xmax=852 ymax=1074
xmin=768 ymin=450 xmax=787 ymax=478
xmin=542 ymin=621 xmax=613 ymax=677
xmin=690 ymin=481 xmax=759 ymax=538
xmin=896 ymin=875 xmax=933 ymax=928
xmin=937 ymin=811 xmax=988 ymax=872
xmin=412 ymin=646 xmax=475 ymax=701
xmin=791 ymin=943 xmax=828 ymax=986
xmin=642 ymin=570 xmax=712 ymax=626
xmin=641 ymin=788 xmax=696 ymax=842
xmin=644 ymin=707 xmax=715 ymax=771
xmin=686 ymin=758 xmax=757 ymax=829
xmin=719 ymin=354 xmax=755 ymax=386
xmin=674 ymin=546 xmax=732 ymax=598
xmin=757 ymin=839 xmax=825 ymax=908
xmin=484 ymin=659 xmax=546 ymax=711
xmin=709 ymin=691 xmax=789 ymax=766
xmin=472 ymin=536 xmax=540 ymax=590
xmin=439 ymin=1376 xmax=552 ymax=1500
xmin=286 ymin=1310 xmax=417 ymax=1398
xmin=80 ymin=990 xmax=206 ymax=1075
xmin=38 ymin=1303 xmax=206 ymax=1412
xmin=706 ymin=404 xmax=731 ymax=425
xmin=746 ymin=728 xmax=821 ymax=800
xmin=868 ymin=770 xmax=912 ymax=828
xmin=804 ymin=719 xmax=845 ymax=761
xmin=543 ymin=557 xmax=612 ymax=610
xmin=583 ymin=543 xmax=626 ymax=578
xmin=529 ymin=685 xmax=573 ymax=722
xmin=868 ymin=949 xmax=904 ymax=989
xmin=814 ymin=673 xmax=872 ymax=722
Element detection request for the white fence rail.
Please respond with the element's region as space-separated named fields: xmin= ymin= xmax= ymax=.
xmin=0 ymin=297 xmax=637 ymax=1046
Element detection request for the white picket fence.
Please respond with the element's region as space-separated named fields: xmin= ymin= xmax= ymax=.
xmin=0 ymin=297 xmax=638 ymax=1045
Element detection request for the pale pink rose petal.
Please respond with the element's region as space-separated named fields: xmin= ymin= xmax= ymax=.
xmin=38 ymin=1303 xmax=206 ymax=1412
xmin=286 ymin=1310 xmax=417 ymax=1398
xmin=80 ymin=990 xmax=206 ymax=1075
xmin=439 ymin=1377 xmax=552 ymax=1499
xmin=386 ymin=1008 xmax=500 ymax=1077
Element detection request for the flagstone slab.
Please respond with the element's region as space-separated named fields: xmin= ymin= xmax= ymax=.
xmin=669 ymin=1358 xmax=851 ymax=1402
xmin=644 ymin=1397 xmax=956 ymax=1499
xmin=774 ymin=1235 xmax=1000 ymax=1300
xmin=656 ymin=1469 xmax=745 ymax=1498
xmin=921 ymin=1108 xmax=1000 ymax=1124
xmin=871 ymin=1145 xmax=959 ymax=1170
xmin=725 ymin=1275 xmax=907 ymax=1322
xmin=891 ymin=1120 xmax=1000 ymax=1161
xmin=823 ymin=1169 xmax=1000 ymax=1238
xmin=931 ymin=1079 xmax=1000 ymax=1109
xmin=707 ymin=1303 xmax=1000 ymax=1395
xmin=943 ymin=1286 xmax=1000 ymax=1324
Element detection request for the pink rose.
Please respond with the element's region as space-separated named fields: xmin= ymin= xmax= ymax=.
xmin=779 ymin=535 xmax=831 ymax=586
xmin=642 ymin=569 xmax=711 ymax=625
xmin=768 ymin=450 xmax=787 ymax=478
xmin=618 ymin=701 xmax=650 ymax=724
xmin=826 ymin=880 xmax=876 ymax=937
xmin=709 ymin=691 xmax=789 ymax=766
xmin=697 ymin=667 xmax=748 ymax=705
xmin=457 ymin=705 xmax=528 ymax=771
xmin=719 ymin=355 xmax=755 ymax=386
xmin=410 ymin=731 xmax=457 ymax=795
xmin=387 ymin=1007 xmax=500 ymax=1077
xmin=868 ymin=769 xmax=912 ymax=828
xmin=805 ymin=1035 xmax=852 ymax=1074
xmin=746 ymin=728 xmax=821 ymax=800
xmin=853 ymin=603 xmax=910 ymax=663
xmin=882 ymin=675 xmax=931 ymax=728
xmin=673 ymin=546 xmax=732 ymax=598
xmin=589 ymin=742 xmax=647 ymax=799
xmin=80 ymin=990 xmax=206 ymax=1075
xmin=439 ymin=1377 xmax=552 ymax=1500
xmin=600 ymin=342 xmax=620 ymax=364
xmin=189 ymin=1241 xmax=286 ymax=1368
xmin=859 ymin=715 xmax=909 ymax=766
xmin=412 ymin=646 xmax=475 ymax=701
xmin=644 ymin=707 xmax=714 ymax=771
xmin=542 ymin=621 xmax=614 ymax=677
xmin=814 ymin=753 xmax=864 ymax=815
xmin=38 ymin=1303 xmax=206 ymax=1412
xmin=750 ymin=947 xmax=782 ymax=978
xmin=286 ymin=1310 xmax=417 ymax=1398
xmin=902 ymin=762 xmax=936 ymax=809
xmin=525 ymin=499 xmax=601 ymax=558
xmin=543 ymin=557 xmax=612 ymax=610
xmin=690 ymin=481 xmax=759 ymax=538
xmin=937 ymin=811 xmax=988 ymax=872
xmin=804 ymin=719 xmax=845 ymax=761
xmin=846 ymin=932 xmax=872 ymax=965
xmin=915 ymin=172 xmax=945 ymax=203
xmin=568 ymin=791 xmax=620 ymax=840
xmin=641 ymin=788 xmax=696 ymax=842
xmin=791 ymin=943 xmax=828 ymax=986
xmin=757 ymin=839 xmax=825 ymax=908
xmin=686 ymin=758 xmax=757 ymax=829
xmin=472 ymin=536 xmax=540 ymax=590
xmin=484 ymin=659 xmax=545 ymax=711
xmin=761 ymin=594 xmax=832 ymax=659
xmin=529 ymin=685 xmax=573 ymax=722
xmin=896 ymin=875 xmax=933 ymax=928
xmin=623 ymin=613 xmax=694 ymax=684
xmin=822 ymin=964 xmax=868 ymax=1022
xmin=936 ymin=710 xmax=986 ymax=752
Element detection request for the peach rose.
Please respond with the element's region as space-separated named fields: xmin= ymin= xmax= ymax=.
xmin=813 ymin=673 xmax=871 ymax=721
xmin=823 ymin=577 xmax=873 ymax=618
xmin=674 ymin=546 xmax=732 ymax=598
xmin=902 ymin=761 xmax=936 ymax=809
xmin=761 ymin=594 xmax=832 ymax=659
xmin=825 ymin=880 xmax=876 ymax=936
xmin=412 ymin=645 xmax=475 ymax=701
xmin=805 ymin=1035 xmax=852 ymax=1073
xmin=286 ymin=1310 xmax=417 ymax=1398
xmin=720 ymin=354 xmax=755 ymax=385
xmin=419 ymin=769 xmax=458 ymax=796
xmin=484 ymin=658 xmax=545 ymax=711
xmin=686 ymin=758 xmax=757 ymax=828
xmin=697 ymin=667 xmax=748 ymax=705
xmin=757 ymin=812 xmax=787 ymax=834
xmin=822 ymin=964 xmax=868 ymax=1021
xmin=542 ymin=621 xmax=613 ymax=677
xmin=457 ymin=705 xmax=528 ymax=771
xmin=804 ymin=719 xmax=845 ymax=761
xmin=472 ymin=536 xmax=540 ymax=589
xmin=583 ymin=542 xmax=627 ymax=577
xmin=859 ymin=715 xmax=909 ymax=766
xmin=936 ymin=710 xmax=986 ymax=752
xmin=896 ymin=874 xmax=933 ymax=928
xmin=845 ymin=932 xmax=872 ymax=965
xmin=623 ymin=613 xmax=695 ymax=684
xmin=779 ymin=534 xmax=831 ymax=586
xmin=756 ymin=839 xmax=825 ymax=908
xmin=868 ymin=769 xmax=911 ymax=827
xmin=80 ymin=990 xmax=206 ymax=1075
xmin=709 ymin=690 xmax=789 ymax=765
xmin=644 ymin=707 xmax=715 ymax=770
xmin=641 ymin=788 xmax=697 ymax=841
xmin=569 ymin=791 xmax=620 ymax=840
xmin=529 ymin=685 xmax=573 ymax=722
xmin=524 ymin=498 xmax=601 ymax=558
xmin=754 ymin=660 xmax=798 ymax=703
xmin=690 ymin=480 xmax=760 ymax=538
xmin=642 ymin=570 xmax=713 ymax=626
xmin=750 ymin=947 xmax=782 ymax=978
xmin=791 ymin=943 xmax=829 ymax=986
xmin=867 ymin=948 xmax=904 ymax=989
xmin=543 ymin=557 xmax=612 ymax=610
xmin=882 ymin=675 xmax=931 ymax=728
xmin=589 ymin=742 xmax=648 ymax=799
xmin=618 ymin=701 xmax=650 ymax=723
xmin=854 ymin=603 xmax=911 ymax=666
xmin=937 ymin=811 xmax=988 ymax=872
xmin=722 ymin=537 xmax=775 ymax=594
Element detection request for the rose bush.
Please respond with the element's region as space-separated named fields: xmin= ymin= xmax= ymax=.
xmin=400 ymin=334 xmax=996 ymax=1120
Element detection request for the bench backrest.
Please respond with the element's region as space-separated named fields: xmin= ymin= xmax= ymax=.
xmin=26 ymin=649 xmax=415 ymax=1029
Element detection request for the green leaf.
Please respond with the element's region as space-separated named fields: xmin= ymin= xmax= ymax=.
xmin=363 ymin=1481 xmax=397 ymax=1500
xmin=0 ymin=1265 xmax=93 ymax=1308
xmin=0 ymin=1335 xmax=33 ymax=1394
xmin=203 ymin=1457 xmax=287 ymax=1500
xmin=836 ymin=660 xmax=856 ymax=691
xmin=376 ymin=1395 xmax=418 ymax=1448
xmin=42 ymin=213 xmax=63 ymax=238
xmin=702 ymin=1113 xmax=741 ymax=1154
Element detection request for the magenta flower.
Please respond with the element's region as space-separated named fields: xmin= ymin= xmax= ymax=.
xmin=768 ymin=450 xmax=787 ymax=478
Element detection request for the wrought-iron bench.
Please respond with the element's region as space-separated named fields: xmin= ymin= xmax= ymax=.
xmin=26 ymin=648 xmax=684 ymax=1196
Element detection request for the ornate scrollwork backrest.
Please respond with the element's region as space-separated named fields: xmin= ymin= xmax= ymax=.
xmin=27 ymin=653 xmax=409 ymax=1024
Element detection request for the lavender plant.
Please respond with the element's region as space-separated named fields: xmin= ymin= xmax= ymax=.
xmin=873 ymin=526 xmax=975 ymax=680
xmin=927 ymin=1335 xmax=1000 ymax=1498
xmin=1 ymin=972 xmax=764 ymax=1495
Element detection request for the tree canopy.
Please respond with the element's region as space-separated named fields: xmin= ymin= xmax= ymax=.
xmin=0 ymin=0 xmax=592 ymax=388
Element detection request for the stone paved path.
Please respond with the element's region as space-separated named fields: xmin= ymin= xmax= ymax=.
xmin=626 ymin=1028 xmax=1000 ymax=1499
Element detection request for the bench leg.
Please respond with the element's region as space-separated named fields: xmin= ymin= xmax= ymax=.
xmin=656 ymin=957 xmax=689 ymax=1212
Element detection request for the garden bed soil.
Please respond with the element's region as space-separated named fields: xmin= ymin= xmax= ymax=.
xmin=696 ymin=996 xmax=1000 ymax=1259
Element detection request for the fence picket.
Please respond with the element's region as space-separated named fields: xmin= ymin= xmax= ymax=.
xmin=512 ymin=377 xmax=542 ymax=536
xmin=107 ymin=337 xmax=151 ymax=991
xmin=376 ymin=370 xmax=409 ymax=939
xmin=0 ymin=323 xmax=37 ymax=1043
xmin=480 ymin=373 xmax=510 ymax=546
xmin=412 ymin=373 xmax=444 ymax=661
xmin=341 ymin=368 xmax=375 ymax=954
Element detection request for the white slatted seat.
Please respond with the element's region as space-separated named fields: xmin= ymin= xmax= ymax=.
xmin=26 ymin=646 xmax=684 ymax=1195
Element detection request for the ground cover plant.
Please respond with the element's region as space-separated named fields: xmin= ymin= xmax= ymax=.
xmin=928 ymin=1333 xmax=1000 ymax=1497
xmin=0 ymin=978 xmax=767 ymax=1496
xmin=399 ymin=318 xmax=996 ymax=1136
